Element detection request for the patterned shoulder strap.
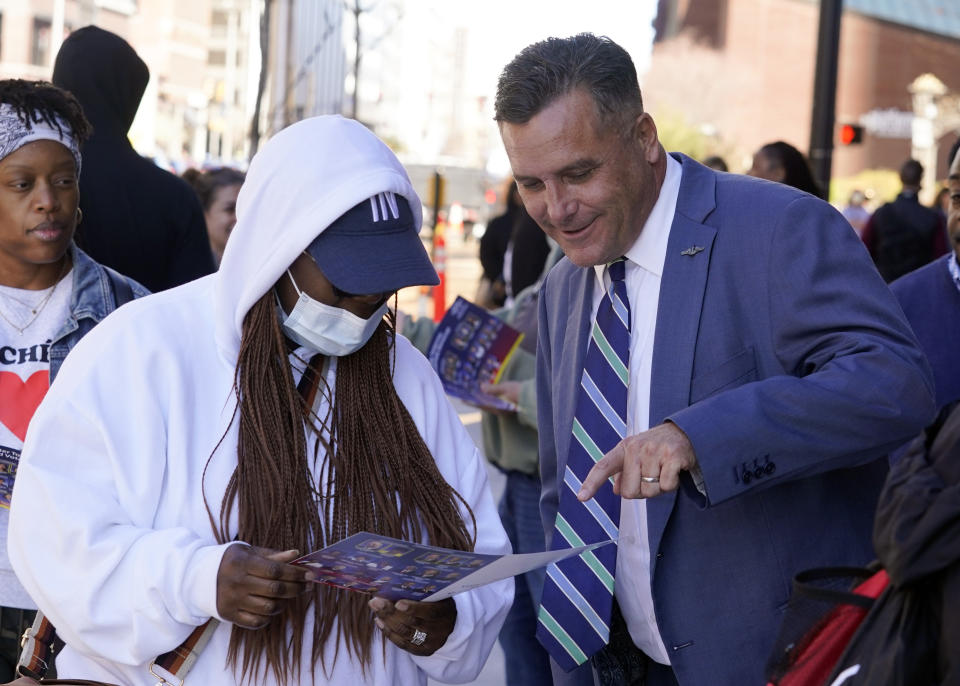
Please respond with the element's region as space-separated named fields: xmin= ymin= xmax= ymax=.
xmin=18 ymin=612 xmax=219 ymax=685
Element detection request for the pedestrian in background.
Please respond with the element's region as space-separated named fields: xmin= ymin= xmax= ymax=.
xmin=861 ymin=158 xmax=948 ymax=283
xmin=52 ymin=26 xmax=215 ymax=292
xmin=700 ymin=155 xmax=727 ymax=172
xmin=842 ymin=189 xmax=871 ymax=237
xmin=0 ymin=79 xmax=146 ymax=682
xmin=748 ymin=140 xmax=823 ymax=198
xmin=495 ymin=33 xmax=933 ymax=686
xmin=182 ymin=167 xmax=246 ymax=265
xmin=478 ymin=180 xmax=521 ymax=308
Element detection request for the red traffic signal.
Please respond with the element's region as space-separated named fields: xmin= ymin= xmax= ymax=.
xmin=839 ymin=123 xmax=864 ymax=145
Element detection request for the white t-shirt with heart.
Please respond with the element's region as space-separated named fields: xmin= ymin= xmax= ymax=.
xmin=0 ymin=270 xmax=73 ymax=609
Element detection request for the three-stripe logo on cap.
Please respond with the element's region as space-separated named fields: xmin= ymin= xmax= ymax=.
xmin=369 ymin=191 xmax=400 ymax=222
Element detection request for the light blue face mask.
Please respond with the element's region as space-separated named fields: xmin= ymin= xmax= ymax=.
xmin=280 ymin=270 xmax=388 ymax=357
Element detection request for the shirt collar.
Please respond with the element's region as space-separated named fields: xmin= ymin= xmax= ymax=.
xmin=593 ymin=153 xmax=682 ymax=286
xmin=949 ymin=251 xmax=960 ymax=294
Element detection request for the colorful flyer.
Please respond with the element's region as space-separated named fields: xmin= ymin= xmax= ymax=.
xmin=292 ymin=532 xmax=612 ymax=602
xmin=426 ymin=296 xmax=524 ymax=411
xmin=0 ymin=445 xmax=19 ymax=510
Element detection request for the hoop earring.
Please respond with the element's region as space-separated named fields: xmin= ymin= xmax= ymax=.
xmin=76 ymin=208 xmax=83 ymax=225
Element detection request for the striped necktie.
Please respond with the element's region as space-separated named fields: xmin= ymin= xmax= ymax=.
xmin=537 ymin=258 xmax=630 ymax=671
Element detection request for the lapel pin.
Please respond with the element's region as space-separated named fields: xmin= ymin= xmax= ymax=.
xmin=681 ymin=245 xmax=704 ymax=257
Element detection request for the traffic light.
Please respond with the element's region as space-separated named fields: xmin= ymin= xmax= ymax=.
xmin=839 ymin=123 xmax=864 ymax=145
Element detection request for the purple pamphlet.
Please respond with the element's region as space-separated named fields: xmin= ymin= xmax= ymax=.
xmin=426 ymin=296 xmax=524 ymax=411
xmin=292 ymin=532 xmax=499 ymax=601
xmin=292 ymin=532 xmax=612 ymax=602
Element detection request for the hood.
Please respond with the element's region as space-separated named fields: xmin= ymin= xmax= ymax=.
xmin=213 ymin=115 xmax=423 ymax=362
xmin=52 ymin=25 xmax=149 ymax=137
xmin=874 ymin=404 xmax=960 ymax=585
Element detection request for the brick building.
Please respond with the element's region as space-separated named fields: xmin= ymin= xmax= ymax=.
xmin=646 ymin=0 xmax=960 ymax=185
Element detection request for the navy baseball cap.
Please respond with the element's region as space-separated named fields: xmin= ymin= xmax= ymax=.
xmin=305 ymin=192 xmax=439 ymax=294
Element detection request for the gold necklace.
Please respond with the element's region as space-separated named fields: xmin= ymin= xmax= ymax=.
xmin=0 ymin=261 xmax=69 ymax=335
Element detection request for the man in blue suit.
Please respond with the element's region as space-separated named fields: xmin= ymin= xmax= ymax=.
xmin=494 ymin=34 xmax=935 ymax=685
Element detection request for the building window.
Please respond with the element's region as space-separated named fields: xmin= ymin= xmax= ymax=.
xmin=208 ymin=49 xmax=226 ymax=67
xmin=31 ymin=18 xmax=51 ymax=66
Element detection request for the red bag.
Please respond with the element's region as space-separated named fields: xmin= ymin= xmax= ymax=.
xmin=766 ymin=567 xmax=889 ymax=686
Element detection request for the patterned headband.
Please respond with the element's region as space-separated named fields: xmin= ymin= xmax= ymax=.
xmin=0 ymin=103 xmax=81 ymax=174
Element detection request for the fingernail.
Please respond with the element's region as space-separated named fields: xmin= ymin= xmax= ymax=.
xmin=374 ymin=617 xmax=385 ymax=630
xmin=395 ymin=600 xmax=409 ymax=612
xmin=304 ymin=571 xmax=317 ymax=582
xmin=368 ymin=597 xmax=384 ymax=611
xmin=577 ymin=489 xmax=586 ymax=501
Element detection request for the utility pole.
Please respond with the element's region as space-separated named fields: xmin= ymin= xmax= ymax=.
xmin=351 ymin=0 xmax=362 ymax=119
xmin=249 ymin=0 xmax=272 ymax=158
xmin=808 ymin=0 xmax=843 ymax=199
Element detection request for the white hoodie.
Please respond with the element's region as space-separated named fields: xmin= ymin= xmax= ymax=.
xmin=8 ymin=116 xmax=512 ymax=685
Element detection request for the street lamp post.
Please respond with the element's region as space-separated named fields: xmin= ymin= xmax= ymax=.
xmin=808 ymin=0 xmax=843 ymax=199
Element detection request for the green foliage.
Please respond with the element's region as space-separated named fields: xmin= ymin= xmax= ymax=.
xmin=652 ymin=108 xmax=730 ymax=163
xmin=829 ymin=168 xmax=901 ymax=206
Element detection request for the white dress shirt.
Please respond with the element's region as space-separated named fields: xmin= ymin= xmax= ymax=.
xmin=591 ymin=154 xmax=682 ymax=664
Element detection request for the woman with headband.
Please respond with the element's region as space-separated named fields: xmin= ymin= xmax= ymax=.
xmin=0 ymin=79 xmax=147 ymax=680
xmin=8 ymin=116 xmax=511 ymax=685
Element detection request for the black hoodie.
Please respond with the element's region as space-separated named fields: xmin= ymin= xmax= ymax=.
xmin=53 ymin=26 xmax=215 ymax=292
xmin=824 ymin=404 xmax=960 ymax=685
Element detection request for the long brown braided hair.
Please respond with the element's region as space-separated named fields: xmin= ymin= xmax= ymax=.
xmin=208 ymin=293 xmax=476 ymax=683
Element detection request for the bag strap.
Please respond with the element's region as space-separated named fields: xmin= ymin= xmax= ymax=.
xmin=792 ymin=566 xmax=886 ymax=609
xmin=16 ymin=612 xmax=57 ymax=679
xmin=102 ymin=266 xmax=134 ymax=310
xmin=149 ymin=619 xmax=220 ymax=685
xmin=18 ymin=613 xmax=219 ymax=685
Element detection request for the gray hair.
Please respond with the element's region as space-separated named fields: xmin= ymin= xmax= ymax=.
xmin=494 ymin=33 xmax=643 ymax=126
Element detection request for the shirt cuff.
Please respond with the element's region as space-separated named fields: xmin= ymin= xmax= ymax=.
xmin=184 ymin=541 xmax=245 ymax=622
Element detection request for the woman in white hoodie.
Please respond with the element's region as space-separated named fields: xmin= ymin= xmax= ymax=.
xmin=7 ymin=116 xmax=512 ymax=686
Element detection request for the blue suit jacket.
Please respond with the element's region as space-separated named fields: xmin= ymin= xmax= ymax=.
xmin=891 ymin=255 xmax=960 ymax=411
xmin=536 ymin=154 xmax=936 ymax=685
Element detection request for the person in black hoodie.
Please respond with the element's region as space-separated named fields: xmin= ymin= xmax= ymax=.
xmin=52 ymin=26 xmax=215 ymax=292
xmin=817 ymin=403 xmax=960 ymax=686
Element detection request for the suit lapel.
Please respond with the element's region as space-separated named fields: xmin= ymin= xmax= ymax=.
xmin=646 ymin=155 xmax=718 ymax=560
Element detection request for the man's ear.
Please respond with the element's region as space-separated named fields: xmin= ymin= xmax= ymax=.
xmin=635 ymin=112 xmax=661 ymax=165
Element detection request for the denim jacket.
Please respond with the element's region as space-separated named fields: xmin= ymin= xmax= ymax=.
xmin=49 ymin=243 xmax=149 ymax=382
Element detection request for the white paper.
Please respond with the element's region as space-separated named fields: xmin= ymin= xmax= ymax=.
xmin=422 ymin=540 xmax=614 ymax=601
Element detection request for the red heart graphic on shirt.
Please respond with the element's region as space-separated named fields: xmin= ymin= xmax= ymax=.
xmin=0 ymin=370 xmax=50 ymax=442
